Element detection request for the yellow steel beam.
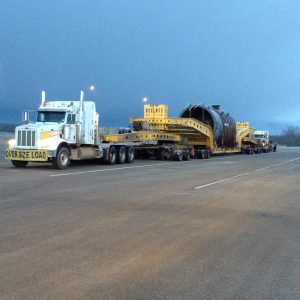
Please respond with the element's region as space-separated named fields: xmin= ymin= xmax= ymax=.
xmin=242 ymin=137 xmax=259 ymax=145
xmin=236 ymin=126 xmax=256 ymax=147
xmin=130 ymin=117 xmax=214 ymax=147
xmin=102 ymin=131 xmax=181 ymax=143
xmin=131 ymin=117 xmax=212 ymax=135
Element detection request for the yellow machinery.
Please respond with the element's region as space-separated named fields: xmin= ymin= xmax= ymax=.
xmin=102 ymin=104 xmax=259 ymax=157
xmin=130 ymin=104 xmax=214 ymax=147
xmin=103 ymin=104 xmax=214 ymax=147
xmin=236 ymin=121 xmax=257 ymax=147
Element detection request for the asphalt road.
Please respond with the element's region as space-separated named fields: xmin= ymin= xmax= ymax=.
xmin=1 ymin=148 xmax=300 ymax=299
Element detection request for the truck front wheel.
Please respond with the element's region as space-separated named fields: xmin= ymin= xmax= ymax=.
xmin=53 ymin=147 xmax=70 ymax=169
xmin=11 ymin=160 xmax=28 ymax=168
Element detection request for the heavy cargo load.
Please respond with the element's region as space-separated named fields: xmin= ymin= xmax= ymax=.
xmin=180 ymin=104 xmax=236 ymax=148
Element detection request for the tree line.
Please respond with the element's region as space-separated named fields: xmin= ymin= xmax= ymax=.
xmin=271 ymin=126 xmax=300 ymax=147
xmin=0 ymin=123 xmax=16 ymax=133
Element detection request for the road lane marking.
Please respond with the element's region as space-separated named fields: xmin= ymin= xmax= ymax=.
xmin=255 ymin=158 xmax=300 ymax=172
xmin=50 ymin=161 xmax=185 ymax=177
xmin=49 ymin=155 xmax=246 ymax=178
xmin=48 ymin=155 xmax=244 ymax=178
xmin=194 ymin=172 xmax=249 ymax=190
xmin=254 ymin=166 xmax=270 ymax=172
xmin=50 ymin=157 xmax=300 ymax=178
xmin=49 ymin=157 xmax=240 ymax=178
xmin=195 ymin=157 xmax=300 ymax=190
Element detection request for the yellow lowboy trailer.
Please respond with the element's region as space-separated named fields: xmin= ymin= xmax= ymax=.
xmin=102 ymin=104 xmax=259 ymax=160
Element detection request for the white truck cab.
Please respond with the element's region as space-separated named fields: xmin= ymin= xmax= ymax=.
xmin=6 ymin=91 xmax=104 ymax=169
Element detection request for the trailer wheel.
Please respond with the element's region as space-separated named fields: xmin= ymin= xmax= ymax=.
xmin=190 ymin=148 xmax=196 ymax=159
xmin=183 ymin=151 xmax=190 ymax=161
xmin=173 ymin=150 xmax=183 ymax=161
xmin=53 ymin=147 xmax=70 ymax=169
xmin=126 ymin=147 xmax=135 ymax=163
xmin=107 ymin=146 xmax=117 ymax=165
xmin=197 ymin=149 xmax=205 ymax=159
xmin=11 ymin=160 xmax=28 ymax=168
xmin=204 ymin=150 xmax=208 ymax=159
xmin=246 ymin=148 xmax=254 ymax=155
xmin=117 ymin=146 xmax=126 ymax=164
xmin=205 ymin=150 xmax=211 ymax=159
xmin=155 ymin=149 xmax=164 ymax=160
xmin=163 ymin=149 xmax=172 ymax=160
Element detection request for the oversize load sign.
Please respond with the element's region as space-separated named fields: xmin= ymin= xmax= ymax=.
xmin=5 ymin=149 xmax=48 ymax=161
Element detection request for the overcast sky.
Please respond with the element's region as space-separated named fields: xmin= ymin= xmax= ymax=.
xmin=1 ymin=0 xmax=300 ymax=134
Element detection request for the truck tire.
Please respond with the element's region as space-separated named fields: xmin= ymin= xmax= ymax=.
xmin=161 ymin=149 xmax=172 ymax=160
xmin=11 ymin=160 xmax=28 ymax=168
xmin=53 ymin=147 xmax=70 ymax=169
xmin=126 ymin=147 xmax=135 ymax=163
xmin=156 ymin=149 xmax=170 ymax=160
xmin=246 ymin=148 xmax=254 ymax=155
xmin=173 ymin=150 xmax=183 ymax=161
xmin=107 ymin=146 xmax=117 ymax=165
xmin=190 ymin=148 xmax=196 ymax=159
xmin=204 ymin=150 xmax=208 ymax=159
xmin=155 ymin=149 xmax=164 ymax=160
xmin=117 ymin=146 xmax=126 ymax=164
xmin=183 ymin=151 xmax=190 ymax=161
xmin=205 ymin=150 xmax=211 ymax=159
xmin=197 ymin=149 xmax=205 ymax=159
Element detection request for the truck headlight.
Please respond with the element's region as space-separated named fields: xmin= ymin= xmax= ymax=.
xmin=8 ymin=139 xmax=16 ymax=148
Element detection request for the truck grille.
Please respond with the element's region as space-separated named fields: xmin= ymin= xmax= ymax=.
xmin=17 ymin=129 xmax=36 ymax=147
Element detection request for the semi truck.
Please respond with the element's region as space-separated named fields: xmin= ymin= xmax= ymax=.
xmin=250 ymin=130 xmax=275 ymax=152
xmin=6 ymin=91 xmax=269 ymax=169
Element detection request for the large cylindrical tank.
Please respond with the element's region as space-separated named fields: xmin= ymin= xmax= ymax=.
xmin=180 ymin=104 xmax=236 ymax=147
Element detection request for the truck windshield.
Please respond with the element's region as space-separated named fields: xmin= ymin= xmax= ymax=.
xmin=37 ymin=111 xmax=66 ymax=123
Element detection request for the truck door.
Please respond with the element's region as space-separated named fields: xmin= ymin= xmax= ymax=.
xmin=64 ymin=113 xmax=76 ymax=143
